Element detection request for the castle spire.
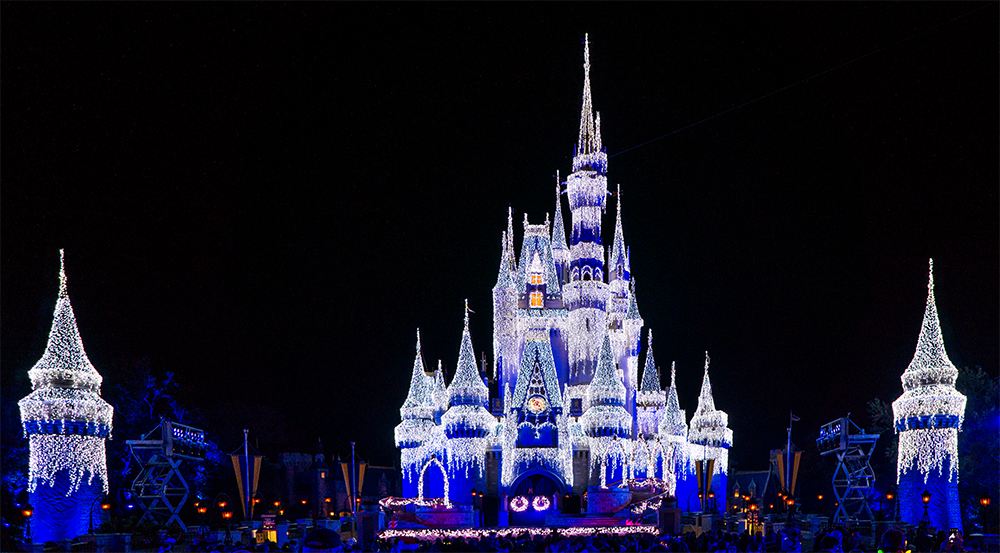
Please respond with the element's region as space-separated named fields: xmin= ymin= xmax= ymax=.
xmin=639 ymin=329 xmax=659 ymax=392
xmin=904 ymin=258 xmax=955 ymax=378
xmin=59 ymin=248 xmax=68 ymax=298
xmin=449 ymin=300 xmax=488 ymax=406
xmin=552 ymin=173 xmax=568 ymax=253
xmin=400 ymin=329 xmax=433 ymax=414
xmin=577 ymin=34 xmax=597 ymax=157
xmin=611 ymin=184 xmax=627 ymax=279
xmin=695 ymin=351 xmax=716 ymax=414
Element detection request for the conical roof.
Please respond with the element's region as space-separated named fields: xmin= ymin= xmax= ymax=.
xmin=400 ymin=329 xmax=435 ymax=419
xmin=639 ymin=330 xmax=660 ymax=392
xmin=447 ymin=301 xmax=489 ymax=407
xmin=27 ymin=250 xmax=103 ymax=393
xmin=551 ymin=177 xmax=568 ymax=253
xmin=902 ymin=259 xmax=959 ymax=388
xmin=587 ymin=333 xmax=626 ymax=406
xmin=660 ymin=362 xmax=688 ymax=438
xmin=688 ymin=352 xmax=732 ymax=448
xmin=626 ymin=280 xmax=642 ymax=320
xmin=610 ymin=185 xmax=627 ymax=273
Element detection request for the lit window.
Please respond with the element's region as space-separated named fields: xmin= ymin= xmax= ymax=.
xmin=530 ymin=292 xmax=543 ymax=308
xmin=530 ymin=274 xmax=543 ymax=285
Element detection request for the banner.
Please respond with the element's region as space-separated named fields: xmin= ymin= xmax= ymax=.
xmin=231 ymin=454 xmax=263 ymax=519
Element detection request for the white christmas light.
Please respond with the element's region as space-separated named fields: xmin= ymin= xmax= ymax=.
xmin=19 ymin=251 xmax=112 ymax=495
xmin=892 ymin=259 xmax=966 ymax=483
xmin=532 ymin=495 xmax=551 ymax=511
xmin=510 ymin=496 xmax=529 ymax=512
xmin=392 ymin=37 xmax=739 ymax=514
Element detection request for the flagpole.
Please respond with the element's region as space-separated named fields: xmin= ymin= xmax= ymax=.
xmin=786 ymin=414 xmax=792 ymax=496
xmin=244 ymin=429 xmax=251 ymax=520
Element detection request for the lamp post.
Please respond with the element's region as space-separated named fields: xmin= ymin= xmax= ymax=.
xmin=21 ymin=504 xmax=33 ymax=545
xmin=786 ymin=496 xmax=796 ymax=524
xmin=920 ymin=490 xmax=931 ymax=527
xmin=89 ymin=495 xmax=112 ymax=534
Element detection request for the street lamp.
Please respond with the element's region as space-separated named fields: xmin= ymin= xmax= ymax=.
xmin=89 ymin=495 xmax=112 ymax=534
xmin=21 ymin=504 xmax=33 ymax=544
xmin=920 ymin=490 xmax=932 ymax=526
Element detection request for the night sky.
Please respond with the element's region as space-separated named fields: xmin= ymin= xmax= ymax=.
xmin=3 ymin=4 xmax=997 ymax=472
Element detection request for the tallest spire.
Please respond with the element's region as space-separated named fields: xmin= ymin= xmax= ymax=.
xmin=573 ymin=34 xmax=607 ymax=174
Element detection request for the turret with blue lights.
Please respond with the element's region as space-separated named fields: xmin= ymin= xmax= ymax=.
xmin=892 ymin=259 xmax=965 ymax=531
xmin=18 ymin=250 xmax=114 ymax=542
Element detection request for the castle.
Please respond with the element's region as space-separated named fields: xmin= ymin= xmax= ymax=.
xmin=394 ymin=36 xmax=732 ymax=525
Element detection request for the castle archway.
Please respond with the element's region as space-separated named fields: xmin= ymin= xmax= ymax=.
xmin=507 ymin=470 xmax=565 ymax=527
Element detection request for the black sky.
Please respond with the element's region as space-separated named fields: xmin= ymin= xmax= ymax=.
xmin=2 ymin=3 xmax=997 ymax=471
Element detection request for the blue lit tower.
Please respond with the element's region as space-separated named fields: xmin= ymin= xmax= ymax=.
xmin=660 ymin=362 xmax=693 ymax=501
xmin=635 ymin=330 xmax=666 ymax=480
xmin=892 ymin=259 xmax=966 ymax=531
xmin=442 ymin=302 xmax=494 ymax=504
xmin=581 ymin=334 xmax=632 ymax=488
xmin=687 ymin=353 xmax=732 ymax=509
xmin=494 ymin=210 xmax=520 ymax=406
xmin=394 ymin=330 xmax=438 ymax=498
xmin=18 ymin=251 xmax=113 ymax=543
xmin=564 ymin=33 xmax=610 ymax=383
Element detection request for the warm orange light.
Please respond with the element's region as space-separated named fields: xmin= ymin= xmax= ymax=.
xmin=981 ymin=498 xmax=990 ymax=507
xmin=708 ymin=491 xmax=715 ymax=499
xmin=769 ymin=504 xmax=774 ymax=509
xmin=253 ymin=498 xmax=261 ymax=504
xmin=301 ymin=499 xmax=307 ymax=505
xmin=194 ymin=501 xmax=201 ymax=508
xmin=198 ymin=507 xmax=208 ymax=514
xmin=325 ymin=497 xmax=331 ymax=503
xmin=735 ymin=490 xmax=740 ymax=498
xmin=273 ymin=500 xmax=281 ymax=507
xmin=817 ymin=495 xmax=824 ymax=501
xmin=22 ymin=508 xmax=33 ymax=518
xmin=101 ymin=501 xmax=111 ymax=510
xmin=922 ymin=491 xmax=932 ymax=505
xmin=222 ymin=511 xmax=233 ymax=519
xmin=218 ymin=500 xmax=227 ymax=508
xmin=786 ymin=497 xmax=795 ymax=506
xmin=279 ymin=510 xmax=284 ymax=515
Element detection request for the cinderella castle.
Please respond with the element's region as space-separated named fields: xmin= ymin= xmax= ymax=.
xmin=394 ymin=36 xmax=733 ymax=525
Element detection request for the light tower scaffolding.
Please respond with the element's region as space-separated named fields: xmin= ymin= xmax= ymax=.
xmin=817 ymin=416 xmax=879 ymax=524
xmin=126 ymin=419 xmax=208 ymax=531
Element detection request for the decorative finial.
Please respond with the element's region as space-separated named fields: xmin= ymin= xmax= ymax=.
xmin=584 ymin=33 xmax=590 ymax=73
xmin=670 ymin=361 xmax=677 ymax=388
xmin=555 ymin=171 xmax=561 ymax=195
xmin=58 ymin=248 xmax=68 ymax=298
xmin=647 ymin=328 xmax=653 ymax=347
xmin=617 ymin=183 xmax=622 ymax=215
xmin=704 ymin=351 xmax=711 ymax=372
xmin=523 ymin=212 xmax=529 ymax=229
xmin=928 ymin=258 xmax=934 ymax=291
xmin=463 ymin=299 xmax=472 ymax=332
xmin=416 ymin=328 xmax=421 ymax=351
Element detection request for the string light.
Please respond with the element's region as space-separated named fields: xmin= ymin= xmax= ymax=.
xmin=510 ymin=496 xmax=530 ymax=512
xmin=687 ymin=353 xmax=732 ymax=476
xmin=391 ymin=37 xmax=736 ymax=516
xmin=19 ymin=250 xmax=112 ymax=495
xmin=532 ymin=495 xmax=551 ymax=511
xmin=892 ymin=259 xmax=966 ymax=484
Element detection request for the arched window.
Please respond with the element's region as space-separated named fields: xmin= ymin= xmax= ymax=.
xmin=530 ymin=291 xmax=543 ymax=308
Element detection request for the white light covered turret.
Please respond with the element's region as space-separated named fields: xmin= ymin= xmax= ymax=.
xmin=442 ymin=301 xmax=493 ymax=478
xmin=687 ymin=352 xmax=732 ymax=476
xmin=19 ymin=250 xmax=113 ymax=496
xmin=892 ymin=259 xmax=966 ymax=482
xmin=395 ymin=329 xmax=436 ymax=448
xmin=637 ymin=330 xmax=665 ymax=437
xmin=582 ymin=334 xmax=631 ymax=487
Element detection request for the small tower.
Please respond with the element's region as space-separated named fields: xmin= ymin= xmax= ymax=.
xmin=636 ymin=330 xmax=665 ymax=438
xmin=660 ymin=361 xmax=691 ymax=499
xmin=394 ymin=330 xmax=437 ymax=497
xmin=309 ymin=438 xmax=330 ymax=519
xmin=581 ymin=334 xmax=631 ymax=488
xmin=442 ymin=301 xmax=494 ymax=503
xmin=18 ymin=251 xmax=114 ymax=543
xmin=892 ymin=259 xmax=966 ymax=531
xmin=687 ymin=352 xmax=733 ymax=509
